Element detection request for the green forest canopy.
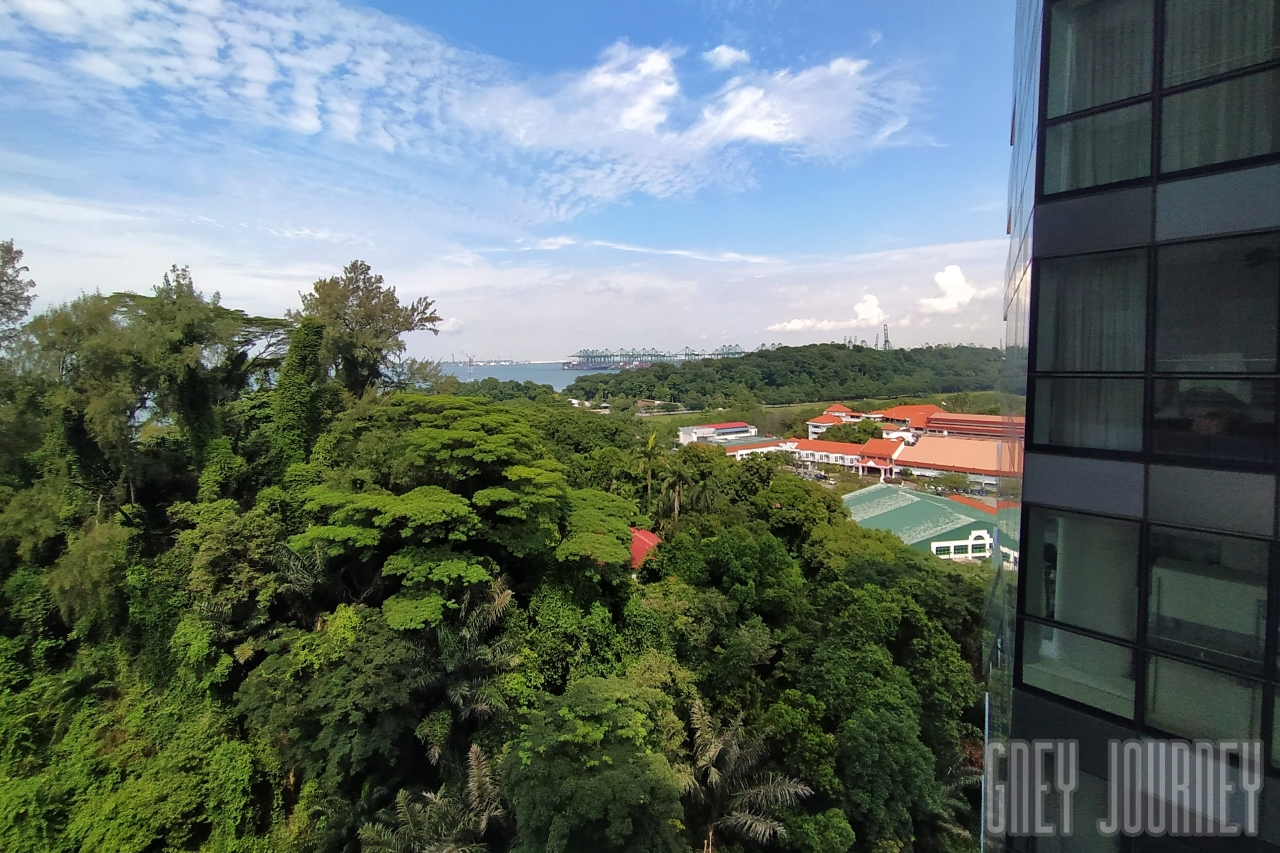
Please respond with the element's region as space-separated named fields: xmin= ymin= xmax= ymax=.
xmin=0 ymin=253 xmax=988 ymax=853
xmin=563 ymin=343 xmax=1008 ymax=407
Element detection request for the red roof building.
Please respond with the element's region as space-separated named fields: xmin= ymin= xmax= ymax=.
xmin=806 ymin=413 xmax=844 ymax=425
xmin=630 ymin=528 xmax=662 ymax=570
xmin=873 ymin=404 xmax=945 ymax=431
xmin=859 ymin=437 xmax=906 ymax=460
xmin=925 ymin=412 xmax=1026 ymax=440
xmin=700 ymin=421 xmax=751 ymax=430
xmin=824 ymin=404 xmax=854 ymax=415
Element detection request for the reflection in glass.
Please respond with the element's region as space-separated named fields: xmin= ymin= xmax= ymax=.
xmin=1146 ymin=656 xmax=1262 ymax=741
xmin=1148 ymin=527 xmax=1268 ymax=671
xmin=1047 ymin=0 xmax=1154 ymax=118
xmin=1036 ymin=251 xmax=1147 ymax=372
xmin=1152 ymin=378 xmax=1277 ymax=463
xmin=1164 ymin=0 xmax=1280 ymax=87
xmin=1022 ymin=622 xmax=1135 ymax=719
xmin=1026 ymin=508 xmax=1139 ymax=639
xmin=1161 ymin=68 xmax=1280 ymax=173
xmin=1033 ymin=377 xmax=1144 ymax=451
xmin=1045 ymin=103 xmax=1152 ymax=194
xmin=1156 ymin=235 xmax=1280 ymax=373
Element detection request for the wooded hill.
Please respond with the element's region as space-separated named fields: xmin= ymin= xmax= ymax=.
xmin=563 ymin=343 xmax=1006 ymax=407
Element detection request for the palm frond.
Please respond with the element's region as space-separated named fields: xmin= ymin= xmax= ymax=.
xmin=730 ymin=773 xmax=812 ymax=813
xmin=718 ymin=810 xmax=787 ymax=844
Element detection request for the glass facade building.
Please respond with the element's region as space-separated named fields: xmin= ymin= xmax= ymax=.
xmin=998 ymin=0 xmax=1280 ymax=849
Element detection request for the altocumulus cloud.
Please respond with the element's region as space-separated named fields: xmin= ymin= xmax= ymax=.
xmin=768 ymin=294 xmax=887 ymax=332
xmin=0 ymin=0 xmax=923 ymax=216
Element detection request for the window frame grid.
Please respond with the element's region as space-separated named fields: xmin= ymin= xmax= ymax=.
xmin=1025 ymin=231 xmax=1280 ymax=473
xmin=1038 ymin=0 xmax=1280 ymax=202
xmin=1015 ymin=501 xmax=1280 ymax=763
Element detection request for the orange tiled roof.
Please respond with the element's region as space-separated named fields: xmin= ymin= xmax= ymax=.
xmin=896 ymin=436 xmax=1021 ymax=478
xmin=859 ymin=437 xmax=905 ymax=459
xmin=824 ymin=404 xmax=854 ymax=414
xmin=807 ymin=414 xmax=844 ymax=425
xmin=873 ymin=404 xmax=945 ymax=429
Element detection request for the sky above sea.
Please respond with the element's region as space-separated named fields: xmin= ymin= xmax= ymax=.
xmin=0 ymin=0 xmax=1015 ymax=361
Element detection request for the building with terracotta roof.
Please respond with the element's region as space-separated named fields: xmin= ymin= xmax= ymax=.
xmin=824 ymin=403 xmax=854 ymax=415
xmin=805 ymin=413 xmax=846 ymax=439
xmin=924 ymin=412 xmax=1026 ymax=440
xmin=872 ymin=404 xmax=945 ymax=432
xmin=894 ymin=436 xmax=1021 ymax=488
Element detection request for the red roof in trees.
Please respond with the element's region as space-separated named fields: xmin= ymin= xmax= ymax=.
xmin=630 ymin=528 xmax=662 ymax=569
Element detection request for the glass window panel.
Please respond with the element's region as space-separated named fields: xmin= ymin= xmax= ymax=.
xmin=1145 ymin=656 xmax=1263 ymax=741
xmin=1036 ymin=251 xmax=1147 ymax=372
xmin=1161 ymin=68 xmax=1280 ymax=173
xmin=1152 ymin=378 xmax=1277 ymax=463
xmin=1033 ymin=377 xmax=1145 ymax=451
xmin=1045 ymin=103 xmax=1152 ymax=194
xmin=1026 ymin=508 xmax=1139 ymax=639
xmin=1148 ymin=527 xmax=1268 ymax=672
xmin=1164 ymin=0 xmax=1280 ymax=87
xmin=1022 ymin=621 xmax=1136 ymax=719
xmin=1047 ymin=0 xmax=1154 ymax=118
xmin=1156 ymin=235 xmax=1280 ymax=373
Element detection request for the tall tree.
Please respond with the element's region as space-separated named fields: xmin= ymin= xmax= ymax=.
xmin=293 ymin=260 xmax=441 ymax=395
xmin=0 ymin=238 xmax=36 ymax=348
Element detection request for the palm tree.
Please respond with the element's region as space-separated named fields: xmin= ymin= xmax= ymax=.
xmin=359 ymin=744 xmax=503 ymax=853
xmin=680 ymin=699 xmax=812 ymax=853
xmin=658 ymin=454 xmax=696 ymax=522
xmin=418 ymin=577 xmax=520 ymax=765
xmin=638 ymin=432 xmax=662 ymax=509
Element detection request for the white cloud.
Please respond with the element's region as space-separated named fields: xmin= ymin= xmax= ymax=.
xmin=1 ymin=2 xmax=922 ymax=213
xmin=918 ymin=264 xmax=987 ymax=314
xmin=767 ymin=294 xmax=887 ymax=332
xmin=703 ymin=45 xmax=750 ymax=69
xmin=438 ymin=316 xmax=464 ymax=332
xmin=587 ymin=240 xmax=780 ymax=264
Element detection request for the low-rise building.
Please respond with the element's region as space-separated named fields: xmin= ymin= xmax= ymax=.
xmin=894 ymin=435 xmax=1020 ymax=489
xmin=872 ymin=404 xmax=945 ymax=434
xmin=923 ymin=412 xmax=1025 ymax=440
xmin=678 ymin=421 xmax=759 ymax=445
xmin=842 ymin=483 xmax=998 ymax=561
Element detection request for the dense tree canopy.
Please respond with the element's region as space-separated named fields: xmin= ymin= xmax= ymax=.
xmin=0 ymin=247 xmax=988 ymax=853
xmin=564 ymin=343 xmax=1005 ymax=406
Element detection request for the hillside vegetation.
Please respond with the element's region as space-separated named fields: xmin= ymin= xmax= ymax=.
xmin=564 ymin=343 xmax=1005 ymax=407
xmin=0 ymin=250 xmax=986 ymax=853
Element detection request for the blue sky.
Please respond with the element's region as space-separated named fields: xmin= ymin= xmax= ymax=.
xmin=0 ymin=0 xmax=1015 ymax=360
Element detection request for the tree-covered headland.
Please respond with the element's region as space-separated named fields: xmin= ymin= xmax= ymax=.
xmin=564 ymin=343 xmax=1005 ymax=408
xmin=0 ymin=246 xmax=986 ymax=853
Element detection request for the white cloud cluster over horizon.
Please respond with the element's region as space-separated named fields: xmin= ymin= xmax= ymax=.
xmin=0 ymin=0 xmax=923 ymax=214
xmin=767 ymin=294 xmax=887 ymax=332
